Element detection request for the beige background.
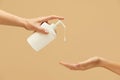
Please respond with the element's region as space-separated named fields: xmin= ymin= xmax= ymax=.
xmin=0 ymin=0 xmax=120 ymax=80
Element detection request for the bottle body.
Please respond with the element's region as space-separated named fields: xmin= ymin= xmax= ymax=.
xmin=27 ymin=22 xmax=56 ymax=51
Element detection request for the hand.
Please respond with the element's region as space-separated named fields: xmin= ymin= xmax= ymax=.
xmin=24 ymin=15 xmax=64 ymax=34
xmin=60 ymin=57 xmax=103 ymax=71
xmin=60 ymin=61 xmax=80 ymax=70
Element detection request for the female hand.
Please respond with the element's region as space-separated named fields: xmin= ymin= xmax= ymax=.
xmin=24 ymin=15 xmax=64 ymax=34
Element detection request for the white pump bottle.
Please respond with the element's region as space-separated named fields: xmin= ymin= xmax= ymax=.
xmin=27 ymin=20 xmax=65 ymax=51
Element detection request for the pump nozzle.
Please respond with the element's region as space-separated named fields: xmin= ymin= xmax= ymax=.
xmin=51 ymin=20 xmax=66 ymax=29
xmin=55 ymin=20 xmax=66 ymax=28
xmin=56 ymin=20 xmax=67 ymax=42
xmin=50 ymin=20 xmax=67 ymax=42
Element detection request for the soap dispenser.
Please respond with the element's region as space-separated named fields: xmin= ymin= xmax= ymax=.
xmin=27 ymin=20 xmax=66 ymax=51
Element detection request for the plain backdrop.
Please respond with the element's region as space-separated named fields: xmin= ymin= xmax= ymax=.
xmin=0 ymin=0 xmax=120 ymax=80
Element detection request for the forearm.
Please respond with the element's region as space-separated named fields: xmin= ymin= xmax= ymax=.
xmin=76 ymin=57 xmax=120 ymax=75
xmin=100 ymin=58 xmax=120 ymax=75
xmin=0 ymin=10 xmax=26 ymax=28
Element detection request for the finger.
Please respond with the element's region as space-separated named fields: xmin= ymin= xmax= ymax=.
xmin=40 ymin=21 xmax=49 ymax=25
xmin=41 ymin=15 xmax=64 ymax=22
xmin=47 ymin=15 xmax=64 ymax=20
xmin=45 ymin=21 xmax=50 ymax=24
xmin=60 ymin=61 xmax=73 ymax=68
xmin=34 ymin=27 xmax=49 ymax=34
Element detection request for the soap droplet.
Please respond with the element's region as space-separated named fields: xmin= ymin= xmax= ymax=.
xmin=63 ymin=25 xmax=67 ymax=42
xmin=64 ymin=37 xmax=67 ymax=42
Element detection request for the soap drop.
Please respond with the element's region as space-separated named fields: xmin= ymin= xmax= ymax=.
xmin=63 ymin=25 xmax=66 ymax=42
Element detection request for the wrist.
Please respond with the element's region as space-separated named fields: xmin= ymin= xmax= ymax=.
xmin=20 ymin=18 xmax=28 ymax=29
xmin=98 ymin=57 xmax=106 ymax=67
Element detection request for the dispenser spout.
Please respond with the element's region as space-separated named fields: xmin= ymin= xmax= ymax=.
xmin=55 ymin=20 xmax=66 ymax=28
xmin=51 ymin=20 xmax=67 ymax=42
xmin=56 ymin=20 xmax=66 ymax=42
xmin=51 ymin=20 xmax=66 ymax=29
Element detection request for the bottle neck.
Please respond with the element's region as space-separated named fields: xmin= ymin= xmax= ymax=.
xmin=50 ymin=23 xmax=56 ymax=29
